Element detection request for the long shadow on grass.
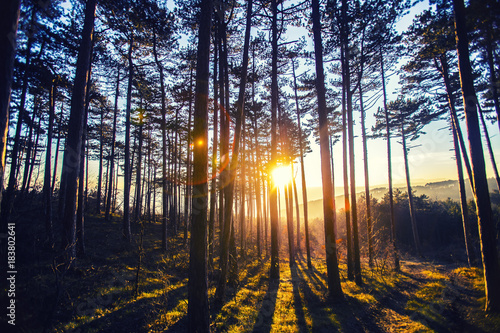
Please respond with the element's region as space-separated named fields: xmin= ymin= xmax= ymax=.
xmin=295 ymin=259 xmax=384 ymax=333
xmin=291 ymin=265 xmax=308 ymax=333
xmin=296 ymin=255 xmax=326 ymax=291
xmin=74 ymin=296 xmax=155 ymax=333
xmin=251 ymin=278 xmax=279 ymax=333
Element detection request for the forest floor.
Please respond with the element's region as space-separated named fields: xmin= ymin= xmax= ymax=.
xmin=6 ymin=207 xmax=500 ymax=333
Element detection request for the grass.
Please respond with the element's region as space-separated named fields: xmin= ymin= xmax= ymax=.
xmin=7 ymin=206 xmax=500 ymax=333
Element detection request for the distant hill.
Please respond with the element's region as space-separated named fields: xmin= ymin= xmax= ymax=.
xmin=290 ymin=178 xmax=499 ymax=220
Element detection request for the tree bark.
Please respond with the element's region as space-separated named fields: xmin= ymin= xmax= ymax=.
xmin=401 ymin=121 xmax=421 ymax=256
xmin=1 ymin=7 xmax=34 ymax=225
xmin=380 ymin=48 xmax=400 ymax=271
xmin=437 ymin=55 xmax=477 ymax=266
xmin=208 ymin=24 xmax=219 ymax=265
xmin=44 ymin=78 xmax=56 ymax=248
xmin=270 ymin=0 xmax=280 ymax=281
xmin=187 ymin=0 xmax=213 ymax=330
xmin=453 ymin=0 xmax=500 ymax=312
xmin=59 ymin=0 xmax=96 ymax=264
xmin=123 ymin=33 xmax=133 ymax=242
xmin=105 ymin=69 xmax=120 ymax=222
xmin=359 ymin=82 xmax=373 ymax=268
xmin=152 ymin=29 xmax=169 ymax=251
xmin=216 ymin=0 xmax=253 ymax=300
xmin=292 ymin=60 xmax=312 ymax=269
xmin=0 ymin=0 xmax=20 ymax=233
xmin=312 ymin=0 xmax=343 ymax=299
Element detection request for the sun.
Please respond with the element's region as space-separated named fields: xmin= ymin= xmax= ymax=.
xmin=271 ymin=164 xmax=293 ymax=188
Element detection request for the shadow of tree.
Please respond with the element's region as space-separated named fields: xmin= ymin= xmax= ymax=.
xmin=252 ymin=278 xmax=279 ymax=333
xmin=291 ymin=265 xmax=308 ymax=333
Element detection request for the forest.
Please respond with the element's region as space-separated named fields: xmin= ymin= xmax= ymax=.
xmin=0 ymin=0 xmax=500 ymax=332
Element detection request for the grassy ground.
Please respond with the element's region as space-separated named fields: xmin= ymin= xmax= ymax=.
xmin=6 ymin=209 xmax=500 ymax=333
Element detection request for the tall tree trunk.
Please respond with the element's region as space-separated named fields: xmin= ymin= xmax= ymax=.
xmin=52 ymin=104 xmax=63 ymax=193
xmin=208 ymin=23 xmax=219 ymax=265
xmin=286 ymin=179 xmax=295 ymax=268
xmin=187 ymin=0 xmax=213 ymax=330
xmin=270 ymin=0 xmax=280 ymax=281
xmin=184 ymin=66 xmax=194 ymax=246
xmin=437 ymin=55 xmax=477 ymax=266
xmin=152 ymin=30 xmax=169 ymax=251
xmin=359 ymin=82 xmax=373 ymax=268
xmin=59 ymin=0 xmax=96 ymax=264
xmin=312 ymin=0 xmax=343 ymax=299
xmin=134 ymin=111 xmax=144 ymax=223
xmin=77 ymin=108 xmax=88 ymax=257
xmin=105 ymin=69 xmax=120 ymax=222
xmin=453 ymin=0 xmax=500 ymax=312
xmin=253 ymin=117 xmax=262 ymax=257
xmin=380 ymin=48 xmax=399 ymax=271
xmin=216 ymin=0 xmax=253 ymax=300
xmin=292 ymin=167 xmax=301 ymax=255
xmin=21 ymin=98 xmax=38 ymax=194
xmin=452 ymin=112 xmax=476 ymax=266
xmin=1 ymin=8 xmax=35 ymax=224
xmin=0 ymin=0 xmax=20 ymax=238
xmin=341 ymin=41 xmax=353 ymax=281
xmin=343 ymin=0 xmax=362 ymax=285
xmin=401 ymin=121 xmax=421 ymax=256
xmin=96 ymin=109 xmax=104 ymax=213
xmin=44 ymin=78 xmax=56 ymax=248
xmin=239 ymin=121 xmax=246 ymax=259
xmin=292 ymin=60 xmax=312 ymax=269
xmin=123 ymin=33 xmax=133 ymax=242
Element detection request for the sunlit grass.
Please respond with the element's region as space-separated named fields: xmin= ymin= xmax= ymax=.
xmin=20 ymin=211 xmax=500 ymax=333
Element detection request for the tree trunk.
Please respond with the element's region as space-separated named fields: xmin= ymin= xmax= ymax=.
xmin=152 ymin=30 xmax=169 ymax=251
xmin=453 ymin=112 xmax=476 ymax=266
xmin=77 ymin=108 xmax=88 ymax=257
xmin=96 ymin=108 xmax=104 ymax=213
xmin=52 ymin=104 xmax=63 ymax=193
xmin=0 ymin=7 xmax=34 ymax=225
xmin=292 ymin=60 xmax=312 ymax=269
xmin=437 ymin=55 xmax=477 ymax=266
xmin=253 ymin=116 xmax=262 ymax=257
xmin=380 ymin=48 xmax=400 ymax=271
xmin=286 ymin=180 xmax=295 ymax=268
xmin=208 ymin=23 xmax=219 ymax=265
xmin=187 ymin=0 xmax=213 ymax=330
xmin=453 ymin=0 xmax=500 ymax=312
xmin=184 ymin=66 xmax=194 ymax=246
xmin=401 ymin=122 xmax=421 ymax=256
xmin=312 ymin=0 xmax=343 ymax=299
xmin=216 ymin=0 xmax=253 ymax=300
xmin=343 ymin=0 xmax=362 ymax=285
xmin=105 ymin=69 xmax=120 ymax=222
xmin=0 ymin=0 xmax=20 ymax=237
xmin=270 ymin=0 xmax=280 ymax=281
xmin=59 ymin=0 xmax=96 ymax=264
xmin=359 ymin=82 xmax=373 ymax=268
xmin=134 ymin=110 xmax=144 ymax=223
xmin=239 ymin=121 xmax=246 ymax=259
xmin=341 ymin=41 xmax=354 ymax=281
xmin=123 ymin=33 xmax=133 ymax=242
xmin=21 ymin=98 xmax=39 ymax=194
xmin=44 ymin=78 xmax=56 ymax=248
xmin=292 ymin=168 xmax=301 ymax=255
